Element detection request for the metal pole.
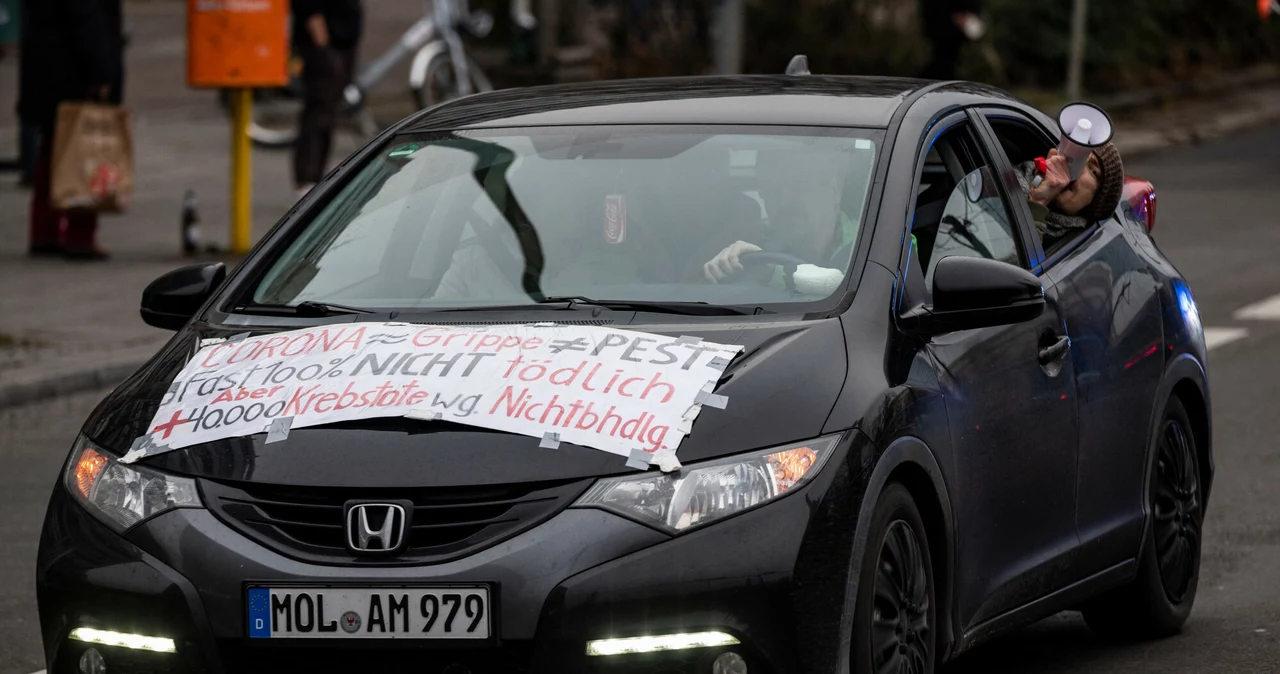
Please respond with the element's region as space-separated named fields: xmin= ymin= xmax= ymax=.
xmin=230 ymin=88 xmax=253 ymax=255
xmin=713 ymin=0 xmax=744 ymax=75
xmin=1066 ymin=0 xmax=1088 ymax=100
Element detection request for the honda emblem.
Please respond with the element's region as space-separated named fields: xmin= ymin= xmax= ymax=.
xmin=345 ymin=503 xmax=408 ymax=553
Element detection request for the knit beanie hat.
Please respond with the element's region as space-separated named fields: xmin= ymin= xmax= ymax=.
xmin=1080 ymin=142 xmax=1124 ymax=222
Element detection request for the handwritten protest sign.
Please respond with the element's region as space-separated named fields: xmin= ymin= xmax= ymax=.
xmin=126 ymin=323 xmax=741 ymax=463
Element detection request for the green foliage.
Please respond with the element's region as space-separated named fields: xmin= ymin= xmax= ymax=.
xmin=741 ymin=0 xmax=1280 ymax=91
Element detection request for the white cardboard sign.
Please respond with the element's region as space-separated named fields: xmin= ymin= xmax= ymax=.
xmin=126 ymin=323 xmax=741 ymax=463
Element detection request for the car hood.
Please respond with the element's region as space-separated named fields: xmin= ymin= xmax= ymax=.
xmin=84 ymin=319 xmax=848 ymax=488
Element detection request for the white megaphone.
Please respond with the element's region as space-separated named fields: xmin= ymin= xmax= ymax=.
xmin=1057 ymin=102 xmax=1113 ymax=181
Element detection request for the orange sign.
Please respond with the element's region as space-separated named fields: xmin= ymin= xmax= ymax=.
xmin=187 ymin=0 xmax=289 ymax=88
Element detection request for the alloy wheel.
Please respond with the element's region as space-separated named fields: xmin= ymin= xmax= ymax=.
xmin=1153 ymin=417 xmax=1201 ymax=603
xmin=871 ymin=520 xmax=932 ymax=674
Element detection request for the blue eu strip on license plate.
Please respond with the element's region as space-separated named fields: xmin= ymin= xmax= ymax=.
xmin=248 ymin=588 xmax=271 ymax=638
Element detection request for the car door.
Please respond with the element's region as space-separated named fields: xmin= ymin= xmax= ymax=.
xmin=979 ymin=109 xmax=1166 ymax=576
xmin=907 ymin=113 xmax=1081 ymax=632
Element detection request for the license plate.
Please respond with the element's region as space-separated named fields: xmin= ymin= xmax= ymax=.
xmin=248 ymin=587 xmax=491 ymax=639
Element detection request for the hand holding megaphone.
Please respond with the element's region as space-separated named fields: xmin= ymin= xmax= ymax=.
xmin=1028 ymin=150 xmax=1074 ymax=207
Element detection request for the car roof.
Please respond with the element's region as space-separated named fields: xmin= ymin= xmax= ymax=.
xmin=400 ymin=75 xmax=937 ymax=132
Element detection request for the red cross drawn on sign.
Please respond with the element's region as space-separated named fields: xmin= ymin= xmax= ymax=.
xmin=151 ymin=410 xmax=191 ymax=440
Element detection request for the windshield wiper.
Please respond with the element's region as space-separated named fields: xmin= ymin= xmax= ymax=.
xmin=535 ymin=296 xmax=758 ymax=316
xmin=236 ymin=301 xmax=378 ymax=317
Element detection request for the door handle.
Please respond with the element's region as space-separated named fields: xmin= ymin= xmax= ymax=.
xmin=1038 ymin=335 xmax=1072 ymax=365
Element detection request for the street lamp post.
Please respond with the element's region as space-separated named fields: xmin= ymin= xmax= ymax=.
xmin=713 ymin=0 xmax=744 ymax=75
xmin=1066 ymin=0 xmax=1088 ymax=100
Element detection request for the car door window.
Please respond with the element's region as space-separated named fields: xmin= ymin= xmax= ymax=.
xmin=925 ymin=165 xmax=1022 ymax=288
xmin=910 ymin=121 xmax=1026 ymax=292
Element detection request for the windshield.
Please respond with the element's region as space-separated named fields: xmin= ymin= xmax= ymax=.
xmin=251 ymin=126 xmax=880 ymax=312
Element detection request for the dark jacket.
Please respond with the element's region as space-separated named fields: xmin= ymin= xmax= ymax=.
xmin=292 ymin=0 xmax=363 ymax=51
xmin=18 ymin=0 xmax=124 ymax=129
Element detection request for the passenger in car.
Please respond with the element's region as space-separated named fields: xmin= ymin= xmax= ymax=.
xmin=1015 ymin=143 xmax=1124 ymax=250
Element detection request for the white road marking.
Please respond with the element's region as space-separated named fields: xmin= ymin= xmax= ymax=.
xmin=1205 ymin=327 xmax=1249 ymax=351
xmin=1234 ymin=293 xmax=1280 ymax=321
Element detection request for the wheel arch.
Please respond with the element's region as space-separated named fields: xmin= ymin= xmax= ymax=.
xmin=839 ymin=433 xmax=959 ymax=670
xmin=1149 ymin=354 xmax=1213 ymax=509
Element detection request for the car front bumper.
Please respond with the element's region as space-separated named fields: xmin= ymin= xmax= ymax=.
xmin=37 ymin=442 xmax=862 ymax=674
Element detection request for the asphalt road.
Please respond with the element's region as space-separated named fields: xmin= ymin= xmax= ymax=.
xmin=3 ymin=127 xmax=1280 ymax=674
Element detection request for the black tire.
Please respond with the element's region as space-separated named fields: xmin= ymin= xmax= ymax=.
xmin=1083 ymin=395 xmax=1203 ymax=640
xmin=853 ymin=482 xmax=937 ymax=674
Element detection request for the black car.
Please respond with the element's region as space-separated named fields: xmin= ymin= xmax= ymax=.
xmin=37 ymin=70 xmax=1211 ymax=674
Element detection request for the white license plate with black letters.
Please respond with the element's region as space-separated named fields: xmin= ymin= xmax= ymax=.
xmin=248 ymin=587 xmax=490 ymax=639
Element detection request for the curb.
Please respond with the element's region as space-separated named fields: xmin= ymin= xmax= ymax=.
xmin=1097 ymin=65 xmax=1280 ymax=114
xmin=0 ymin=361 xmax=146 ymax=411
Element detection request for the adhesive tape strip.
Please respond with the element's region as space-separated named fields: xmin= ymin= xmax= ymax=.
xmin=405 ymin=409 xmax=443 ymax=422
xmin=702 ymin=393 xmax=728 ymax=409
xmin=674 ymin=335 xmax=702 ymax=346
xmin=707 ymin=356 xmax=730 ymax=370
xmin=228 ymin=332 xmax=252 ymax=343
xmin=539 ymin=432 xmax=561 ymax=449
xmin=121 ymin=434 xmax=167 ymax=464
xmin=694 ymin=388 xmax=729 ymax=409
xmin=199 ymin=337 xmax=228 ymax=348
xmin=265 ymin=416 xmax=293 ymax=444
xmin=625 ymin=448 xmax=651 ymax=470
xmin=655 ymin=454 xmax=682 ymax=473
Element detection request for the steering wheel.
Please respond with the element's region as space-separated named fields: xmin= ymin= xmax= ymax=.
xmin=737 ymin=251 xmax=810 ymax=292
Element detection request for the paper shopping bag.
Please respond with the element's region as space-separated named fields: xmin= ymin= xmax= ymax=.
xmin=50 ymin=102 xmax=134 ymax=213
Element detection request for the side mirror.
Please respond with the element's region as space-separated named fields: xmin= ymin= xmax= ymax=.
xmin=901 ymin=256 xmax=1044 ymax=335
xmin=140 ymin=262 xmax=226 ymax=331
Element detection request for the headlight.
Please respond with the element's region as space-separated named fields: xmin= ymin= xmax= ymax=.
xmin=572 ymin=436 xmax=840 ymax=534
xmin=64 ymin=435 xmax=202 ymax=532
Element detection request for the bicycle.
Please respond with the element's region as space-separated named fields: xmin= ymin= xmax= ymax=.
xmin=248 ymin=0 xmax=536 ymax=149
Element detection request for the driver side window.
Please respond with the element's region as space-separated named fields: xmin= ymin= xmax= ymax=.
xmin=924 ymin=166 xmax=1021 ymax=288
xmin=910 ymin=122 xmax=1026 ymax=291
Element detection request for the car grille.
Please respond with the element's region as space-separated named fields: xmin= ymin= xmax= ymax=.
xmin=200 ymin=478 xmax=592 ymax=565
xmin=217 ymin=640 xmax=534 ymax=674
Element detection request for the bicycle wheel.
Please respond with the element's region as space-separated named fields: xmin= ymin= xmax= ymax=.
xmin=247 ymin=55 xmax=306 ymax=149
xmin=248 ymin=90 xmax=303 ymax=149
xmin=412 ymin=54 xmax=492 ymax=110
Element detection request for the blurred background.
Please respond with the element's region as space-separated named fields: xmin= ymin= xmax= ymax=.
xmin=5 ymin=3 xmax=1280 ymax=674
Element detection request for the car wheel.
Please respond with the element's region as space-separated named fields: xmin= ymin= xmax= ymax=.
xmin=1083 ymin=395 xmax=1202 ymax=640
xmin=853 ymin=482 xmax=936 ymax=674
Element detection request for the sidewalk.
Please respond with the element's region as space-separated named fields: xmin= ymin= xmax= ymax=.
xmin=4 ymin=2 xmax=1280 ymax=409
xmin=0 ymin=1 xmax=418 ymax=407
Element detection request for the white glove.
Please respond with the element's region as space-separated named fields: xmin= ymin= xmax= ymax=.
xmin=792 ymin=264 xmax=845 ymax=296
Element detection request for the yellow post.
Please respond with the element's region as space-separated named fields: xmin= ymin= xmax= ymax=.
xmin=230 ymin=88 xmax=253 ymax=255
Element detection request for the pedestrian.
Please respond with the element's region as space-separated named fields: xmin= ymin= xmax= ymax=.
xmin=917 ymin=0 xmax=981 ymax=81
xmin=293 ymin=0 xmax=363 ymax=199
xmin=19 ymin=0 xmax=124 ymax=259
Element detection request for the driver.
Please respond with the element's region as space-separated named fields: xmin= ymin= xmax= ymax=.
xmin=702 ymin=152 xmax=858 ymax=294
